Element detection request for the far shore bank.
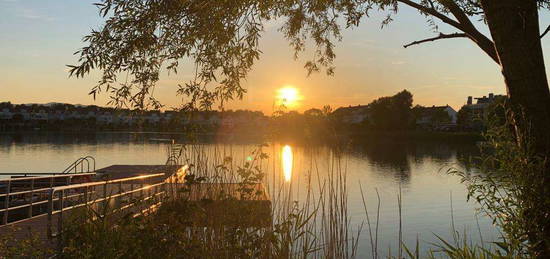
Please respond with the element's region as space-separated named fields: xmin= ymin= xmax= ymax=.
xmin=0 ymin=129 xmax=483 ymax=144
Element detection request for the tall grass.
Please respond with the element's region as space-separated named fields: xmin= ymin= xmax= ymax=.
xmin=55 ymin=143 xmax=360 ymax=258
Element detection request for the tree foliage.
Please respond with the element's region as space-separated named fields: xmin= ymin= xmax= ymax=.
xmin=69 ymin=0 xmax=550 ymax=111
xmin=368 ymin=90 xmax=413 ymax=130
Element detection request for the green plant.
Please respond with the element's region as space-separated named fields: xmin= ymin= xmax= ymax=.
xmin=450 ymin=100 xmax=550 ymax=257
xmin=0 ymin=226 xmax=52 ymax=258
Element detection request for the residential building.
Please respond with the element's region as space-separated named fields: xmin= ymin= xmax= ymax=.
xmin=414 ymin=105 xmax=457 ymax=130
xmin=459 ymin=93 xmax=506 ymax=130
xmin=332 ymin=105 xmax=369 ymax=124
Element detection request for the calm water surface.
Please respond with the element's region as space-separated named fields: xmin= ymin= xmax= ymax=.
xmin=0 ymin=132 xmax=497 ymax=256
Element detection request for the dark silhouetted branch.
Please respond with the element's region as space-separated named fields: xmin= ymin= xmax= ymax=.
xmin=439 ymin=0 xmax=499 ymax=64
xmin=403 ymin=32 xmax=467 ymax=48
xmin=541 ymin=25 xmax=550 ymax=38
xmin=397 ymin=0 xmax=463 ymax=29
xmin=397 ymin=0 xmax=498 ymax=63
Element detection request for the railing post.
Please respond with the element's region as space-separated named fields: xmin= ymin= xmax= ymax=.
xmin=118 ymin=181 xmax=122 ymax=208
xmin=84 ymin=186 xmax=89 ymax=206
xmin=28 ymin=178 xmax=34 ymax=218
xmin=3 ymin=180 xmax=11 ymax=225
xmin=140 ymin=182 xmax=144 ymax=202
xmin=130 ymin=183 xmax=134 ymax=203
xmin=103 ymin=181 xmax=108 ymax=216
xmin=57 ymin=190 xmax=64 ymax=253
xmin=47 ymin=189 xmax=54 ymax=238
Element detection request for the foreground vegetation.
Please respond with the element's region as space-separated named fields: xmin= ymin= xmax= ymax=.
xmin=2 ymin=130 xmax=545 ymax=258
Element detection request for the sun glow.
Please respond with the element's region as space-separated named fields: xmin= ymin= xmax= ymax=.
xmin=276 ymin=86 xmax=301 ymax=107
xmin=282 ymin=145 xmax=293 ymax=182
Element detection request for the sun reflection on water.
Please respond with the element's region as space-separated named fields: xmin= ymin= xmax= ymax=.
xmin=282 ymin=145 xmax=293 ymax=182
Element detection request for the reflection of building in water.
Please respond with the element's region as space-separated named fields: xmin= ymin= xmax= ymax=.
xmin=282 ymin=145 xmax=293 ymax=182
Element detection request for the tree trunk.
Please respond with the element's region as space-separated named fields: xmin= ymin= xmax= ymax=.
xmin=481 ymin=0 xmax=550 ymax=256
xmin=481 ymin=0 xmax=550 ymax=153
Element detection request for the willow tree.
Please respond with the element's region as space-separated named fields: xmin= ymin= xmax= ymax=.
xmin=70 ymin=0 xmax=550 ymax=255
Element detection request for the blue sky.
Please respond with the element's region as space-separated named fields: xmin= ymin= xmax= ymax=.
xmin=1 ymin=0 xmax=549 ymax=113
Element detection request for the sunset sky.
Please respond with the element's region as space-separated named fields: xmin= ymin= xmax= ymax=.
xmin=1 ymin=0 xmax=549 ymax=114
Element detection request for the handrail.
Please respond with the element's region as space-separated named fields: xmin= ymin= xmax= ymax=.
xmin=50 ymin=173 xmax=164 ymax=192
xmin=60 ymin=156 xmax=96 ymax=174
xmin=0 ymin=172 xmax=92 ymax=176
xmin=1 ymin=163 xmax=188 ymax=255
xmin=46 ymin=166 xmax=187 ymax=251
xmin=0 ymin=173 xmax=96 ymax=183
xmin=1 ymin=173 xmax=96 ymax=225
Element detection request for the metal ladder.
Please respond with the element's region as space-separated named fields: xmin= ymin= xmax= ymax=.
xmin=166 ymin=144 xmax=184 ymax=165
xmin=60 ymin=156 xmax=96 ymax=174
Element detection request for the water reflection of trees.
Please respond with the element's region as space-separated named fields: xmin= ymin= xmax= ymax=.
xmin=0 ymin=132 xmax=264 ymax=146
xmin=347 ymin=139 xmax=412 ymax=184
xmin=344 ymin=139 xmax=479 ymax=184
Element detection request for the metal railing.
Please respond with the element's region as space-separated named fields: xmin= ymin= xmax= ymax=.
xmin=47 ymin=165 xmax=187 ymax=247
xmin=60 ymin=156 xmax=96 ymax=174
xmin=0 ymin=173 xmax=96 ymax=225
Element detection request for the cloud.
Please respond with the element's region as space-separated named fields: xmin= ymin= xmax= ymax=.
xmin=19 ymin=8 xmax=55 ymax=21
xmin=350 ymin=39 xmax=375 ymax=48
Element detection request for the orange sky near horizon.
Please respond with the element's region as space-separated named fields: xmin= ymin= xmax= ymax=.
xmin=1 ymin=0 xmax=549 ymax=114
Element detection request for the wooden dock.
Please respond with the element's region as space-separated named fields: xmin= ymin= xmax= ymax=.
xmin=1 ymin=164 xmax=272 ymax=249
xmin=0 ymin=165 xmax=187 ymax=244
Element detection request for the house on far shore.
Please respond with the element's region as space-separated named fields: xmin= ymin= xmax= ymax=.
xmin=332 ymin=105 xmax=370 ymax=124
xmin=458 ymin=93 xmax=506 ymax=131
xmin=414 ymin=105 xmax=457 ymax=131
xmin=0 ymin=108 xmax=13 ymax=120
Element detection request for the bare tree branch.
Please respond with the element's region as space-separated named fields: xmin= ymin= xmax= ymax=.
xmin=403 ymin=32 xmax=467 ymax=48
xmin=397 ymin=0 xmax=499 ymax=64
xmin=541 ymin=24 xmax=550 ymax=38
xmin=439 ymin=0 xmax=499 ymax=64
xmin=397 ymin=0 xmax=463 ymax=29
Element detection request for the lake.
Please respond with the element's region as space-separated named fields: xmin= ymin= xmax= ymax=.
xmin=0 ymin=132 xmax=498 ymax=256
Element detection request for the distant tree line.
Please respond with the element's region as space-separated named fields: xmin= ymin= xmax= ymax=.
xmin=2 ymin=91 xmax=494 ymax=139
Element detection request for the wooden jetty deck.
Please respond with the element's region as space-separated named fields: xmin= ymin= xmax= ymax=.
xmin=1 ymin=164 xmax=272 ymax=249
xmin=0 ymin=165 xmax=187 ymax=244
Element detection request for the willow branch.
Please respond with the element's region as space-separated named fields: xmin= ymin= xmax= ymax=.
xmin=403 ymin=32 xmax=467 ymax=48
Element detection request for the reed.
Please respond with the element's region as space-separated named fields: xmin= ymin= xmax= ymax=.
xmin=55 ymin=143 xmax=359 ymax=258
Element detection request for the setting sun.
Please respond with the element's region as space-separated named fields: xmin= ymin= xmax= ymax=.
xmin=276 ymin=86 xmax=301 ymax=107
